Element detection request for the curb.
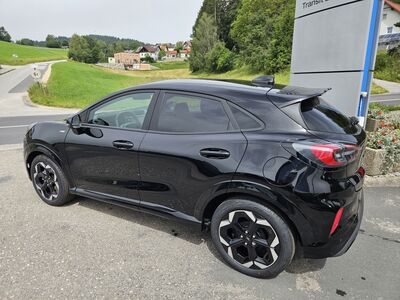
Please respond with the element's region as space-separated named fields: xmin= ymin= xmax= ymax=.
xmin=0 ymin=68 xmax=15 ymax=76
xmin=364 ymin=174 xmax=400 ymax=187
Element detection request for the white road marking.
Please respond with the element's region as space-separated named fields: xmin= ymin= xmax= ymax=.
xmin=0 ymin=125 xmax=29 ymax=129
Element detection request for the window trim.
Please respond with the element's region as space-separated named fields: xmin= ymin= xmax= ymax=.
xmin=148 ymin=90 xmax=241 ymax=134
xmin=226 ymin=101 xmax=265 ymax=132
xmin=80 ymin=89 xmax=159 ymax=132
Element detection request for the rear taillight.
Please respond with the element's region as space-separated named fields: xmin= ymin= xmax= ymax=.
xmin=291 ymin=143 xmax=359 ymax=167
xmin=330 ymin=207 xmax=344 ymax=235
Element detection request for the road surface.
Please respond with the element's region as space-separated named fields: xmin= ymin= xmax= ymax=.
xmin=0 ymin=61 xmax=76 ymax=145
xmin=0 ymin=147 xmax=399 ymax=299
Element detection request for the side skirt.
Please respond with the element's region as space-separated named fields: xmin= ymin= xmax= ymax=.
xmin=72 ymin=188 xmax=203 ymax=230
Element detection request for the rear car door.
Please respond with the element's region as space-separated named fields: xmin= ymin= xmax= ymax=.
xmin=138 ymin=91 xmax=248 ymax=220
xmin=64 ymin=91 xmax=157 ymax=203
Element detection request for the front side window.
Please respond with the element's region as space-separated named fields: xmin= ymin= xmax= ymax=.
xmin=87 ymin=92 xmax=154 ymax=129
xmin=387 ymin=26 xmax=393 ymax=34
xmin=155 ymin=93 xmax=232 ymax=133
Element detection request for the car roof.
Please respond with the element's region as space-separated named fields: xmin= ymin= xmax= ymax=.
xmin=131 ymin=79 xmax=270 ymax=99
xmin=101 ymin=79 xmax=329 ymax=108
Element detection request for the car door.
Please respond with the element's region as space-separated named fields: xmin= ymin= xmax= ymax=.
xmin=64 ymin=90 xmax=157 ymax=203
xmin=138 ymin=91 xmax=248 ymax=219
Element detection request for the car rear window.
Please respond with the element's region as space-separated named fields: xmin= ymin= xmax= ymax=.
xmin=301 ymin=97 xmax=357 ymax=134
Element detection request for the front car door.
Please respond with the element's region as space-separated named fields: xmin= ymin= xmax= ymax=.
xmin=64 ymin=90 xmax=157 ymax=203
xmin=138 ymin=91 xmax=248 ymax=222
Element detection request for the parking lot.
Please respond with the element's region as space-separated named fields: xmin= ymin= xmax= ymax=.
xmin=0 ymin=146 xmax=399 ymax=299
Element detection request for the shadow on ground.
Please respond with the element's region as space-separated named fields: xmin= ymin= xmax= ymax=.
xmin=75 ymin=196 xmax=328 ymax=275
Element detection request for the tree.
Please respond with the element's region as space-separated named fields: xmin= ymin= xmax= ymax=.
xmin=205 ymin=41 xmax=235 ymax=72
xmin=0 ymin=26 xmax=11 ymax=42
xmin=175 ymin=41 xmax=183 ymax=57
xmin=190 ymin=13 xmax=219 ymax=72
xmin=46 ymin=34 xmax=61 ymax=48
xmin=16 ymin=38 xmax=34 ymax=46
xmin=230 ymin=0 xmax=294 ymax=73
xmin=158 ymin=49 xmax=166 ymax=60
xmin=193 ymin=0 xmax=241 ymax=50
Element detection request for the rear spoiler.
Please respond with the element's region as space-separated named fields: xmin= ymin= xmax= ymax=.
xmin=267 ymin=85 xmax=331 ymax=108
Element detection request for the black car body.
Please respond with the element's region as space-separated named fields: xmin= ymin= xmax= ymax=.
xmin=24 ymin=79 xmax=365 ymax=277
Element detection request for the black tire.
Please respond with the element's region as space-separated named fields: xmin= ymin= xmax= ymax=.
xmin=211 ymin=199 xmax=295 ymax=278
xmin=30 ymin=155 xmax=74 ymax=206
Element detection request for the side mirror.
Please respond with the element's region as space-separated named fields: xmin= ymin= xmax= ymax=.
xmin=67 ymin=115 xmax=81 ymax=129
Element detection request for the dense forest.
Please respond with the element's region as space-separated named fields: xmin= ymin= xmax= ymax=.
xmin=190 ymin=0 xmax=295 ymax=74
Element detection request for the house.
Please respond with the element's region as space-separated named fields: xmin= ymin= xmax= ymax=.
xmin=183 ymin=40 xmax=192 ymax=50
xmin=165 ymin=50 xmax=178 ymax=60
xmin=180 ymin=49 xmax=191 ymax=59
xmin=159 ymin=43 xmax=175 ymax=52
xmin=378 ymin=0 xmax=400 ymax=49
xmin=114 ymin=50 xmax=140 ymax=66
xmin=108 ymin=57 xmax=115 ymax=64
xmin=136 ymin=45 xmax=161 ymax=61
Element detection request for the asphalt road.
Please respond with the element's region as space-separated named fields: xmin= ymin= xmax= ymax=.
xmin=0 ymin=114 xmax=71 ymax=145
xmin=370 ymin=93 xmax=400 ymax=106
xmin=0 ymin=147 xmax=399 ymax=299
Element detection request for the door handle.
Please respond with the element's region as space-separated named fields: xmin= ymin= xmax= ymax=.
xmin=200 ymin=148 xmax=230 ymax=159
xmin=112 ymin=140 xmax=134 ymax=150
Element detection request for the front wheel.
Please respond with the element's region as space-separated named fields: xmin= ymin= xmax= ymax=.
xmin=30 ymin=155 xmax=74 ymax=206
xmin=211 ymin=199 xmax=295 ymax=278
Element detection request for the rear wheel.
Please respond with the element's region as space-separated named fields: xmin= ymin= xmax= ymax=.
xmin=211 ymin=199 xmax=295 ymax=278
xmin=30 ymin=155 xmax=74 ymax=206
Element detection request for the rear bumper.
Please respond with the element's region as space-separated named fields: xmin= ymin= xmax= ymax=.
xmin=302 ymin=190 xmax=364 ymax=259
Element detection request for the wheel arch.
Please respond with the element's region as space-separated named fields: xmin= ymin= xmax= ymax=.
xmin=26 ymin=144 xmax=63 ymax=178
xmin=201 ymin=190 xmax=312 ymax=247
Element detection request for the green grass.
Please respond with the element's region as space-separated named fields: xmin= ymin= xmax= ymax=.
xmin=29 ymin=61 xmax=166 ymax=108
xmin=371 ymin=83 xmax=389 ymax=95
xmin=0 ymin=41 xmax=68 ymax=65
xmin=369 ymin=102 xmax=400 ymax=112
xmin=29 ymin=61 xmax=291 ymax=108
xmin=151 ymin=61 xmax=189 ymax=70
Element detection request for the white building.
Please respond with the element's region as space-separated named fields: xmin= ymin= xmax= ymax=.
xmin=378 ymin=0 xmax=400 ymax=49
xmin=380 ymin=0 xmax=400 ymax=35
xmin=136 ymin=45 xmax=161 ymax=61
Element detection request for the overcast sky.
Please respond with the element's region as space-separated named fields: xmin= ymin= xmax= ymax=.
xmin=0 ymin=0 xmax=203 ymax=43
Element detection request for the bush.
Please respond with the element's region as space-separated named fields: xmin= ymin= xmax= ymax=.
xmin=205 ymin=42 xmax=235 ymax=72
xmin=374 ymin=50 xmax=400 ymax=83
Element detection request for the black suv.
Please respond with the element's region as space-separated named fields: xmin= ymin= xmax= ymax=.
xmin=24 ymin=79 xmax=365 ymax=278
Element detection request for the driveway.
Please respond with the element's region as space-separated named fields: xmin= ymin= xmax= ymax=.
xmin=0 ymin=146 xmax=399 ymax=299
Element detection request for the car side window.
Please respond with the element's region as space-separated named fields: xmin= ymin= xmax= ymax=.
xmin=155 ymin=93 xmax=233 ymax=133
xmin=87 ymin=92 xmax=154 ymax=129
xmin=227 ymin=102 xmax=263 ymax=130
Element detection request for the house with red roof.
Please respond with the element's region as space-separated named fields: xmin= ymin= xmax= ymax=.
xmin=379 ymin=0 xmax=400 ymax=49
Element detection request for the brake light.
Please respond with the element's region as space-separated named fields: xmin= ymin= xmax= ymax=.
xmin=292 ymin=143 xmax=359 ymax=167
xmin=330 ymin=207 xmax=344 ymax=235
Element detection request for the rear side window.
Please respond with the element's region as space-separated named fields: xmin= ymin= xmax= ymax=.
xmin=301 ymin=97 xmax=357 ymax=134
xmin=228 ymin=102 xmax=263 ymax=130
xmin=155 ymin=93 xmax=233 ymax=133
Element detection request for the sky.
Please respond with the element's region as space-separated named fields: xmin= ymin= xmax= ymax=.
xmin=0 ymin=0 xmax=203 ymax=43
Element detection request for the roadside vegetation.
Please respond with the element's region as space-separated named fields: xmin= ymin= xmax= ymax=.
xmin=374 ymin=50 xmax=400 ymax=83
xmin=29 ymin=61 xmax=292 ymax=108
xmin=0 ymin=41 xmax=67 ymax=65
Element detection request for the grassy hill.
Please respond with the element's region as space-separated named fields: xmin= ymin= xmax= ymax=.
xmin=29 ymin=60 xmax=386 ymax=109
xmin=29 ymin=62 xmax=169 ymax=107
xmin=0 ymin=41 xmax=68 ymax=65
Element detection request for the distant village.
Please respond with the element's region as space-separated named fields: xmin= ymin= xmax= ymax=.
xmin=106 ymin=41 xmax=192 ymax=71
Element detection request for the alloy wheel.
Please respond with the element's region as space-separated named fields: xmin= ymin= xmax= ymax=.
xmin=33 ymin=162 xmax=59 ymax=201
xmin=219 ymin=210 xmax=280 ymax=269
